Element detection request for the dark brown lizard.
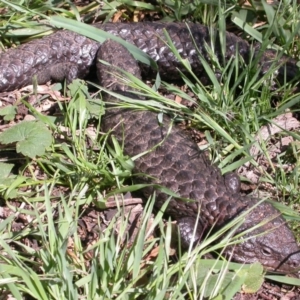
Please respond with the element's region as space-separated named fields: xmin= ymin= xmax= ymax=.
xmin=0 ymin=22 xmax=300 ymax=273
xmin=0 ymin=22 xmax=298 ymax=91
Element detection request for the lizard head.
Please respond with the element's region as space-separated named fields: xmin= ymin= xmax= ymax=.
xmin=224 ymin=200 xmax=300 ymax=274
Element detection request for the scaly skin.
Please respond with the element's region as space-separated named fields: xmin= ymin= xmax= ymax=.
xmin=0 ymin=22 xmax=298 ymax=92
xmin=1 ymin=23 xmax=300 ymax=273
xmin=98 ymin=39 xmax=300 ymax=273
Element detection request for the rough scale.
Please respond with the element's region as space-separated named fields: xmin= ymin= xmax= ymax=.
xmin=0 ymin=22 xmax=299 ymax=273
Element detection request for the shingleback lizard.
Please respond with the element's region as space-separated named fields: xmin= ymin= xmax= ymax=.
xmin=0 ymin=22 xmax=300 ymax=273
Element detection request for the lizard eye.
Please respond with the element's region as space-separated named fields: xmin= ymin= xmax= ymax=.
xmin=262 ymin=247 xmax=272 ymax=256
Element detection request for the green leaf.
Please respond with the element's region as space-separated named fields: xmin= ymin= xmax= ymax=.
xmin=265 ymin=275 xmax=300 ymax=286
xmin=0 ymin=105 xmax=17 ymax=121
xmin=239 ymin=262 xmax=264 ymax=293
xmin=0 ymin=121 xmax=52 ymax=158
xmin=0 ymin=162 xmax=14 ymax=179
xmin=67 ymin=79 xmax=105 ymax=119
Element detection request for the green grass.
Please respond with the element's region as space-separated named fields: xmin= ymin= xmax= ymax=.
xmin=0 ymin=0 xmax=300 ymax=299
